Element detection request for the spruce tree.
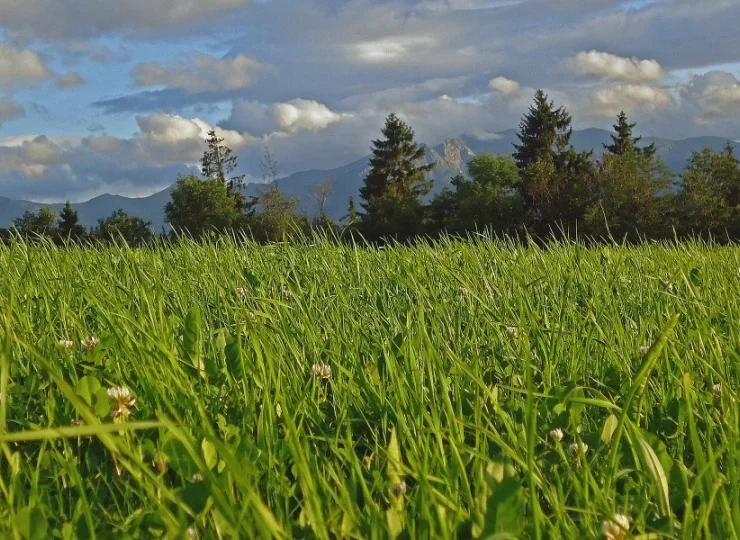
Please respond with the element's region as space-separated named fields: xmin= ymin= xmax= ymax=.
xmin=513 ymin=90 xmax=573 ymax=171
xmin=358 ymin=114 xmax=435 ymax=240
xmin=604 ymin=111 xmax=656 ymax=158
xmin=359 ymin=114 xmax=434 ymax=208
xmin=512 ymin=90 xmax=593 ymax=230
xmin=57 ymin=201 xmax=86 ymax=242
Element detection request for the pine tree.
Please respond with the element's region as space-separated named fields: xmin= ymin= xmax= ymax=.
xmin=604 ymin=111 xmax=656 ymax=158
xmin=56 ymin=201 xmax=86 ymax=242
xmin=201 ymin=129 xmax=248 ymax=211
xmin=513 ymin=90 xmax=573 ymax=171
xmin=359 ymin=114 xmax=434 ymax=208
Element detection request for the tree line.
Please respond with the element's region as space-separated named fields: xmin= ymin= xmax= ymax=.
xmin=3 ymin=89 xmax=740 ymax=245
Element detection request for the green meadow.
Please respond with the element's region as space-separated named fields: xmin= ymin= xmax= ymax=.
xmin=0 ymin=238 xmax=738 ymax=538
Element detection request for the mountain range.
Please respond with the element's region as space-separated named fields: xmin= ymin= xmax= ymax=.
xmin=1 ymin=128 xmax=738 ymax=230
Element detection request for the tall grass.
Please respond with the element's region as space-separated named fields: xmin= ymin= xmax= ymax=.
xmin=0 ymin=236 xmax=737 ymax=538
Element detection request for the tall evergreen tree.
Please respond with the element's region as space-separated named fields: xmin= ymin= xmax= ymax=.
xmin=359 ymin=114 xmax=434 ymax=207
xmin=513 ymin=90 xmax=573 ymax=171
xmin=56 ymin=201 xmax=86 ymax=242
xmin=512 ymin=90 xmax=592 ymax=230
xmin=604 ymin=111 xmax=656 ymax=158
xmin=358 ymin=114 xmax=434 ymax=240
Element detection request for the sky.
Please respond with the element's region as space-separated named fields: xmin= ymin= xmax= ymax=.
xmin=0 ymin=0 xmax=739 ymax=203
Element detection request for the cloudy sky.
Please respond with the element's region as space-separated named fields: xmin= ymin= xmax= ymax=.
xmin=0 ymin=0 xmax=739 ymax=202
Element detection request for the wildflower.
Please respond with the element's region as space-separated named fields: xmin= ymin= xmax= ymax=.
xmin=72 ymin=418 xmax=86 ymax=427
xmin=569 ymin=441 xmax=589 ymax=468
xmin=602 ymin=513 xmax=630 ymax=540
xmin=713 ymin=382 xmax=722 ymax=398
xmin=549 ymin=428 xmax=564 ymax=443
xmin=191 ymin=472 xmax=204 ymax=482
xmin=639 ymin=346 xmax=650 ymax=356
xmin=391 ymin=481 xmax=407 ymax=496
xmin=569 ymin=441 xmax=589 ymax=455
xmin=312 ymin=363 xmax=332 ymax=380
xmin=236 ymin=287 xmax=247 ymax=300
xmin=81 ymin=337 xmax=100 ymax=352
xmin=107 ymin=386 xmax=135 ymax=420
xmin=58 ymin=339 xmax=75 ymax=350
xmin=506 ymin=326 xmax=519 ymax=339
xmin=282 ymin=289 xmax=292 ymax=298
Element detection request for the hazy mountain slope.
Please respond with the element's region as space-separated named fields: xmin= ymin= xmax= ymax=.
xmin=1 ymin=130 xmax=737 ymax=227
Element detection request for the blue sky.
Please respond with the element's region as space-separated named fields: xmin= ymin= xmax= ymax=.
xmin=1 ymin=0 xmax=739 ymax=202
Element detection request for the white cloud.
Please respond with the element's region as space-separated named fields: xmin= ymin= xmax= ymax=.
xmin=272 ymin=99 xmax=345 ymax=133
xmin=696 ymin=83 xmax=740 ymax=117
xmin=589 ymin=84 xmax=673 ymax=117
xmin=489 ymin=76 xmax=521 ymax=96
xmin=570 ymin=50 xmax=664 ymax=83
xmin=351 ymin=35 xmax=437 ymax=64
xmin=134 ymin=53 xmax=271 ymax=93
xmin=228 ymin=98 xmax=346 ymax=136
xmin=0 ymin=44 xmax=52 ymax=89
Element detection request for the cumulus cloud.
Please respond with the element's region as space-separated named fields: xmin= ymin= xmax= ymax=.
xmin=489 ymin=76 xmax=520 ymax=96
xmin=56 ymin=72 xmax=85 ymax=89
xmin=134 ymin=53 xmax=272 ymax=93
xmin=227 ymin=99 xmax=346 ymax=136
xmin=569 ymin=50 xmax=664 ymax=83
xmin=0 ymin=44 xmax=52 ymax=89
xmin=0 ymin=0 xmax=253 ymax=40
xmin=589 ymin=84 xmax=673 ymax=117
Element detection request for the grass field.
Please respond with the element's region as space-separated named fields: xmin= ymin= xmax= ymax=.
xmin=0 ymin=237 xmax=738 ymax=538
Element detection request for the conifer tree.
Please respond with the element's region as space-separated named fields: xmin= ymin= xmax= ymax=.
xmin=359 ymin=114 xmax=434 ymax=207
xmin=513 ymin=90 xmax=573 ymax=171
xmin=201 ymin=129 xmax=249 ymax=212
xmin=56 ymin=201 xmax=86 ymax=242
xmin=358 ymin=114 xmax=434 ymax=240
xmin=604 ymin=111 xmax=656 ymax=158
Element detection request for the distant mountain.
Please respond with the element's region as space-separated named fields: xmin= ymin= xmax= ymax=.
xmin=1 ymin=129 xmax=738 ymax=228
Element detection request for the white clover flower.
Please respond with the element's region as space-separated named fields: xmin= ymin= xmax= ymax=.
xmin=81 ymin=337 xmax=100 ymax=352
xmin=569 ymin=441 xmax=589 ymax=455
xmin=602 ymin=513 xmax=630 ymax=540
xmin=107 ymin=386 xmax=135 ymax=420
xmin=713 ymin=383 xmax=722 ymax=398
xmin=506 ymin=326 xmax=519 ymax=339
xmin=312 ymin=363 xmax=332 ymax=380
xmin=639 ymin=346 xmax=650 ymax=356
xmin=236 ymin=287 xmax=247 ymax=300
xmin=58 ymin=340 xmax=75 ymax=350
xmin=282 ymin=289 xmax=292 ymax=298
xmin=549 ymin=428 xmax=564 ymax=443
xmin=191 ymin=472 xmax=204 ymax=482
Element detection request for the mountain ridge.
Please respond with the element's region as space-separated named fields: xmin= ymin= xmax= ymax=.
xmin=1 ymin=129 xmax=738 ymax=230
